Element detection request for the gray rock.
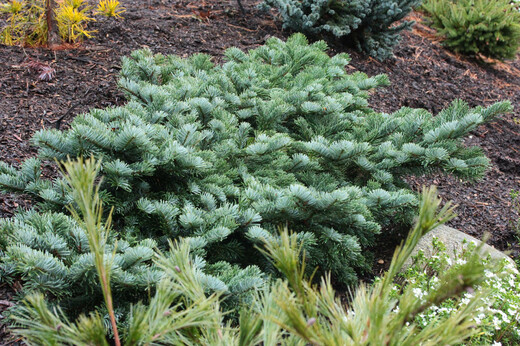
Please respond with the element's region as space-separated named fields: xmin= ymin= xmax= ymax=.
xmin=404 ymin=225 xmax=515 ymax=269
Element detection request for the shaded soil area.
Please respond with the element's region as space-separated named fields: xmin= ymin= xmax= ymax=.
xmin=0 ymin=0 xmax=519 ymax=341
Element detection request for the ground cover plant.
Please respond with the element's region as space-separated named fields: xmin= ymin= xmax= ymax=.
xmin=11 ymin=161 xmax=505 ymax=345
xmin=260 ymin=0 xmax=421 ymax=60
xmin=421 ymin=0 xmax=520 ymax=60
xmin=399 ymin=238 xmax=520 ymax=345
xmin=0 ymin=34 xmax=512 ymax=321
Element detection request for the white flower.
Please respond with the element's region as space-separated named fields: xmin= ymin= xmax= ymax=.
xmin=485 ymin=270 xmax=495 ymax=278
xmin=474 ymin=313 xmax=486 ymax=324
xmin=493 ymin=316 xmax=502 ymax=330
xmin=456 ymin=258 xmax=467 ymax=265
xmin=498 ymin=311 xmax=510 ymax=324
xmin=413 ymin=288 xmax=425 ymax=299
xmin=491 ymin=342 xmax=502 ymax=346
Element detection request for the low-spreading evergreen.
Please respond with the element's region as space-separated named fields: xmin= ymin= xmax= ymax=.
xmin=12 ymin=164 xmax=501 ymax=345
xmin=0 ymin=34 xmax=512 ymax=315
xmin=421 ymin=0 xmax=520 ymax=60
xmin=260 ymin=0 xmax=422 ymax=60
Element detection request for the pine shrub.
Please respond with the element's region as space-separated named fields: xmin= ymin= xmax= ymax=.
xmin=0 ymin=34 xmax=512 ymax=313
xmin=260 ymin=0 xmax=422 ymax=60
xmin=421 ymin=0 xmax=520 ymax=60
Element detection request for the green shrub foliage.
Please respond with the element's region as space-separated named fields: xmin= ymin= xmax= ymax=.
xmin=0 ymin=35 xmax=511 ymax=308
xmin=260 ymin=0 xmax=422 ymax=60
xmin=422 ymin=0 xmax=520 ymax=60
xmin=13 ymin=185 xmax=502 ymax=345
xmin=0 ymin=209 xmax=262 ymax=317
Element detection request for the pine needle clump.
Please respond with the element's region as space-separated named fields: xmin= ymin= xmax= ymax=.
xmin=260 ymin=0 xmax=422 ymax=60
xmin=0 ymin=34 xmax=512 ymax=314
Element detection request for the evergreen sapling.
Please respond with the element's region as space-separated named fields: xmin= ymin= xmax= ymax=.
xmin=260 ymin=0 xmax=422 ymax=60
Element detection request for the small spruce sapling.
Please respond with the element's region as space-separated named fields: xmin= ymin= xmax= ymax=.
xmin=260 ymin=0 xmax=422 ymax=60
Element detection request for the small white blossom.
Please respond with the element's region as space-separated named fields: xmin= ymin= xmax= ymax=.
xmin=485 ymin=270 xmax=495 ymax=278
xmin=493 ymin=316 xmax=502 ymax=330
xmin=456 ymin=258 xmax=467 ymax=265
xmin=413 ymin=288 xmax=425 ymax=299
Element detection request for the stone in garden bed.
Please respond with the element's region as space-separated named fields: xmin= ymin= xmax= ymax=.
xmin=407 ymin=225 xmax=515 ymax=268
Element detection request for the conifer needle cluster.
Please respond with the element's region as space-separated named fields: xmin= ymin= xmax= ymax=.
xmin=260 ymin=0 xmax=422 ymax=60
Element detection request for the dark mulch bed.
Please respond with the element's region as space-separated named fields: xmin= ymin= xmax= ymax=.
xmin=0 ymin=0 xmax=519 ymax=341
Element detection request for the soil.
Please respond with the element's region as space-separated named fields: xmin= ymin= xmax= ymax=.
xmin=0 ymin=0 xmax=519 ymax=342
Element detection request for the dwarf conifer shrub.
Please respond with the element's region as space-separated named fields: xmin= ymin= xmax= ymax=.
xmin=12 ymin=180 xmax=503 ymax=345
xmin=260 ymin=0 xmax=421 ymax=60
xmin=0 ymin=35 xmax=512 ymax=311
xmin=421 ymin=0 xmax=520 ymax=60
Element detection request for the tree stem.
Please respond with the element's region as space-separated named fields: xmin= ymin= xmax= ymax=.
xmin=45 ymin=0 xmax=59 ymax=47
